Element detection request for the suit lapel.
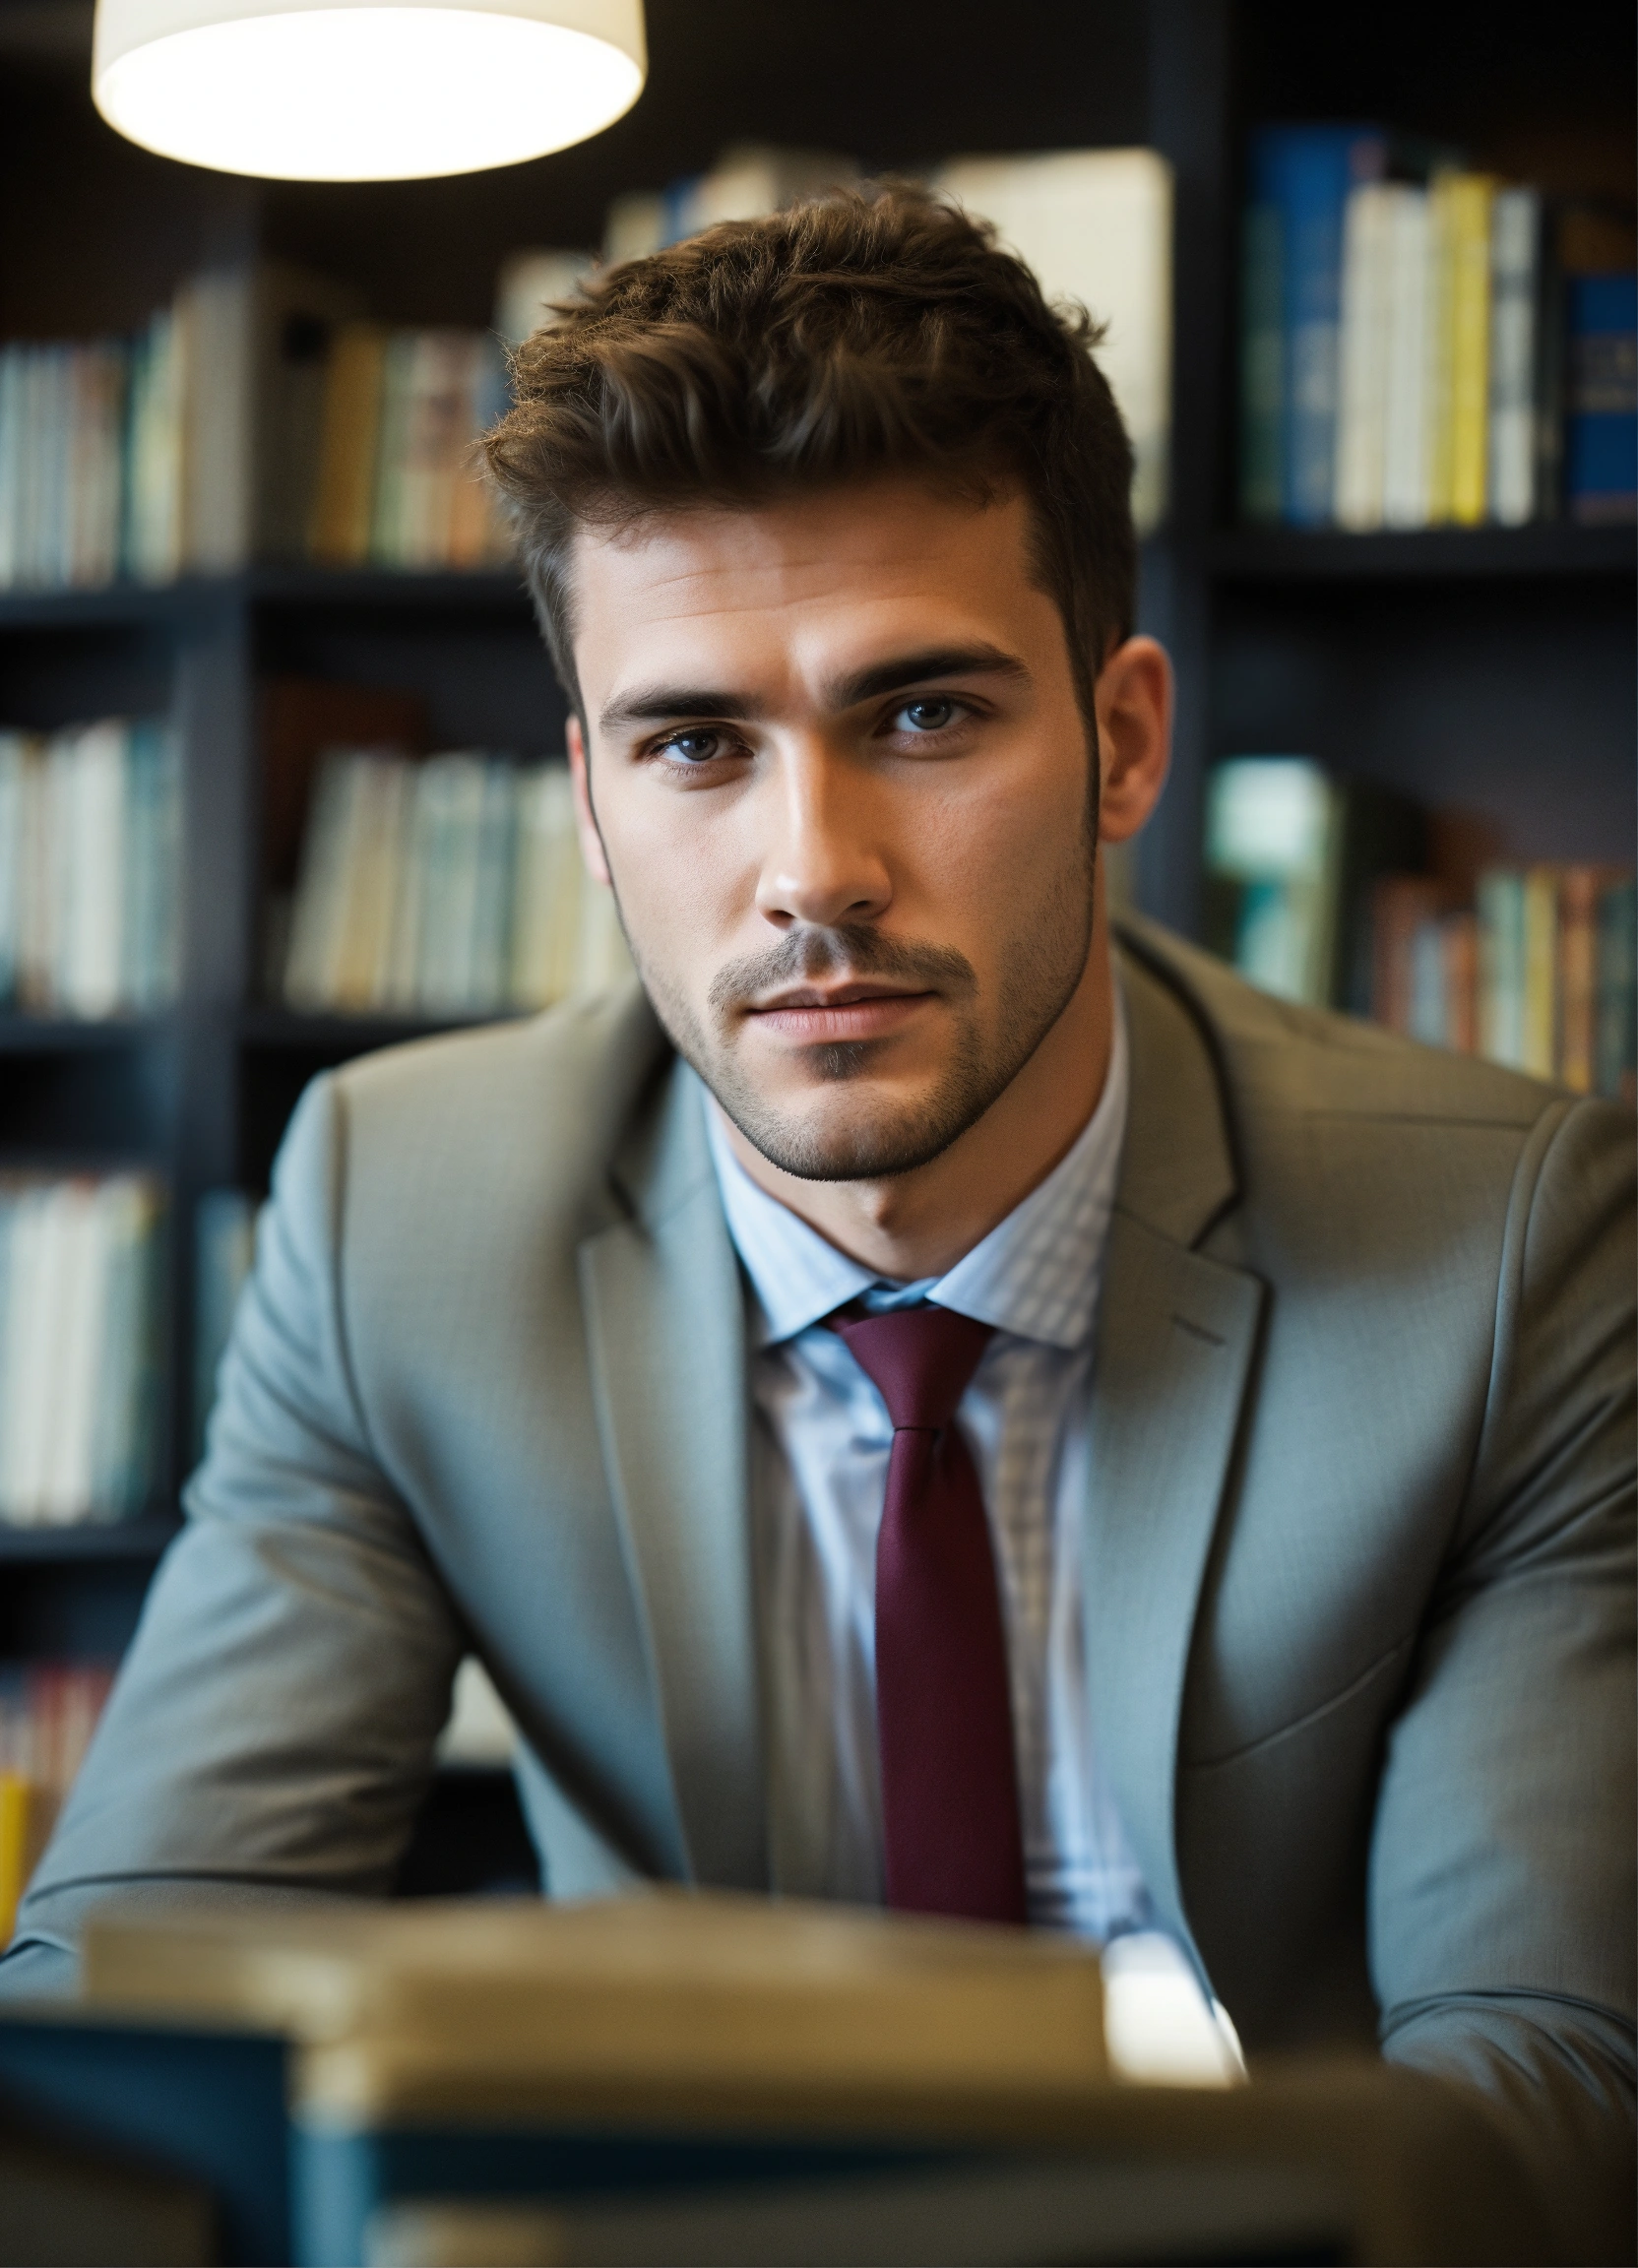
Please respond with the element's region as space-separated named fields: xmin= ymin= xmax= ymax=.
xmin=578 ymin=1059 xmax=768 ymax=1893
xmin=1086 ymin=941 xmax=1265 ymax=1957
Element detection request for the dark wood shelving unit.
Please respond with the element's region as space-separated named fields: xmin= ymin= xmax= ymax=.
xmin=1207 ymin=524 xmax=1637 ymax=583
xmin=0 ymin=1516 xmax=182 ymax=1565
xmin=0 ymin=0 xmax=1630 ymax=1889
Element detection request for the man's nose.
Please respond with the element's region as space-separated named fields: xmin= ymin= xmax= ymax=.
xmin=754 ymin=739 xmax=893 ymax=931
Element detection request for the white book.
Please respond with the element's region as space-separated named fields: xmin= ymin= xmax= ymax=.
xmin=329 ymin=753 xmax=410 ymax=1008
xmin=126 ymin=309 xmax=184 ymax=583
xmin=177 ymin=266 xmax=255 ymax=574
xmin=0 ymin=1182 xmax=69 ymax=1521
xmin=385 ymin=762 xmax=430 ymax=1011
xmin=1487 ymin=188 xmax=1541 ymax=528
xmin=509 ymin=764 xmax=581 ymax=1008
xmin=1381 ymin=187 xmax=1432 ymax=530
xmin=284 ymin=751 xmax=362 ymax=1009
xmin=932 ymin=149 xmax=1173 ymax=536
xmin=414 ymin=753 xmax=489 ymax=1011
xmin=40 ymin=345 xmax=73 ymax=589
xmin=0 ymin=731 xmax=30 ymax=1002
xmin=0 ymin=346 xmax=21 ymax=587
xmin=469 ymin=761 xmax=516 ymax=1010
xmin=1334 ymin=184 xmax=1395 ymax=529
xmin=15 ymin=733 xmax=50 ymax=1008
xmin=92 ymin=1175 xmax=158 ymax=1516
xmin=59 ymin=722 xmax=128 ymax=1017
xmin=39 ymin=1178 xmax=106 ymax=1521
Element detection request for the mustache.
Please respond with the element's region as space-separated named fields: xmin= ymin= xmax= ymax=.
xmin=708 ymin=924 xmax=978 ymax=1018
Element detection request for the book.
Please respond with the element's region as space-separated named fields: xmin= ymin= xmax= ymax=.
xmin=309 ymin=321 xmax=389 ymax=566
xmin=1487 ymin=189 xmax=1543 ymax=526
xmin=0 ymin=1659 xmax=116 ymax=1940
xmin=0 ymin=718 xmax=180 ymax=1019
xmin=280 ymin=750 xmax=630 ymax=1017
xmin=1245 ymin=125 xmax=1389 ymax=527
xmin=932 ymin=149 xmax=1173 ymax=535
xmin=193 ymin=1189 xmax=257 ymax=1461
xmin=0 ymin=1172 xmax=161 ymax=1525
xmin=1564 ymin=273 xmax=1638 ymax=524
xmin=1334 ymin=183 xmax=1395 ymax=528
xmin=1206 ymin=758 xmax=1421 ymax=1012
xmin=83 ymin=1891 xmax=1116 ymax=2110
xmin=1596 ymin=878 xmax=1637 ymax=1103
xmin=1442 ymin=173 xmax=1495 ymax=525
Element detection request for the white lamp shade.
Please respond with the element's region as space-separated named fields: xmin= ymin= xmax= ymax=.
xmin=92 ymin=0 xmax=646 ymax=180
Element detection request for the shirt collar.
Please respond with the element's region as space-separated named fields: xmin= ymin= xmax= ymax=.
xmin=705 ymin=987 xmax=1129 ymax=1354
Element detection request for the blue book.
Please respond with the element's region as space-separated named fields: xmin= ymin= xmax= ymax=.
xmin=1245 ymin=125 xmax=1388 ymax=526
xmin=1565 ymin=274 xmax=1637 ymax=524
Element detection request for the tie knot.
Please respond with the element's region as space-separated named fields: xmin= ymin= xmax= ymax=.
xmin=832 ymin=1304 xmax=994 ymax=1432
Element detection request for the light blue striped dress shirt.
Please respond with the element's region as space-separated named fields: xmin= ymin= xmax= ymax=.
xmin=704 ymin=997 xmax=1157 ymax=1939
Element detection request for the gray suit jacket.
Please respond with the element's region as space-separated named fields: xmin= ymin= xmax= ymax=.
xmin=6 ymin=920 xmax=1634 ymax=2255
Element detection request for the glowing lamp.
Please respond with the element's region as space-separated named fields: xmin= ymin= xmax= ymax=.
xmin=92 ymin=0 xmax=646 ymax=180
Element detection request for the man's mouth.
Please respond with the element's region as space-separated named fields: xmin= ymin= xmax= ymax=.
xmin=745 ymin=980 xmax=937 ymax=1042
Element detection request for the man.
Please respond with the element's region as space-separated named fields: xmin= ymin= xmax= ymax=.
xmin=4 ymin=189 xmax=1632 ymax=2254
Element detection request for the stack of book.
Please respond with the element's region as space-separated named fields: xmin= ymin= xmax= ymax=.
xmin=0 ymin=721 xmax=181 ymax=1017
xmin=0 ymin=1659 xmax=115 ymax=1940
xmin=307 ymin=325 xmax=511 ymax=571
xmin=1374 ymin=866 xmax=1636 ymax=1098
xmin=280 ymin=751 xmax=631 ymax=1016
xmin=0 ymin=264 xmax=358 ymax=588
xmin=0 ymin=1172 xmax=161 ymax=1526
xmin=1240 ymin=124 xmax=1638 ymax=529
xmin=1204 ymin=757 xmax=1637 ymax=1101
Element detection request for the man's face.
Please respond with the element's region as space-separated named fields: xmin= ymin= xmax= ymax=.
xmin=570 ymin=477 xmax=1100 ymax=1182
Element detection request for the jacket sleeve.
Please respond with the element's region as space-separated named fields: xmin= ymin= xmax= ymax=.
xmin=0 ymin=1074 xmax=466 ymax=1998
xmin=1369 ymin=1094 xmax=1637 ymax=2264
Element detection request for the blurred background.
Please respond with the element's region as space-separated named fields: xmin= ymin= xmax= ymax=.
xmin=0 ymin=0 xmax=1632 ymax=1925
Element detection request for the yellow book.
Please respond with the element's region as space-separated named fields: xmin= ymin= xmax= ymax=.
xmin=308 ymin=322 xmax=388 ymax=567
xmin=1521 ymin=865 xmax=1559 ymax=1079
xmin=0 ymin=1770 xmax=32 ymax=1942
xmin=1447 ymin=173 xmax=1494 ymax=525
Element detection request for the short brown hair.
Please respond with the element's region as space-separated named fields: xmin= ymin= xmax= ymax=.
xmin=483 ymin=184 xmax=1136 ymax=731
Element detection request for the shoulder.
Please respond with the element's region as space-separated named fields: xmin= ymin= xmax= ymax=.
xmin=279 ymin=978 xmax=675 ymax=1241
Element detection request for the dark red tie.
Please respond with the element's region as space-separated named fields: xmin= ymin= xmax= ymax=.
xmin=832 ymin=1305 xmax=1029 ymax=1926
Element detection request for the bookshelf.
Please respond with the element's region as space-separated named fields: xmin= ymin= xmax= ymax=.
xmin=0 ymin=0 xmax=1630 ymax=1896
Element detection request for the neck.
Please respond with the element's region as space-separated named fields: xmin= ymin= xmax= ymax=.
xmin=719 ymin=898 xmax=1117 ymax=1282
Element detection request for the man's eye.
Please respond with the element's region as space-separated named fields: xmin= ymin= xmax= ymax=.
xmin=656 ymin=728 xmax=728 ymax=764
xmin=892 ymin=698 xmax=961 ymax=734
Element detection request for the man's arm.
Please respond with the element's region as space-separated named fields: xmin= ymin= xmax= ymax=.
xmin=1370 ymin=1095 xmax=1637 ymax=2264
xmin=0 ymin=1074 xmax=467 ymax=1997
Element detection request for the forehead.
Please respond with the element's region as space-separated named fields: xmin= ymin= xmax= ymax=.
xmin=569 ymin=479 xmax=1053 ymax=693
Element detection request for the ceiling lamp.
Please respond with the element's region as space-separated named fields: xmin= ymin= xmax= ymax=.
xmin=91 ymin=0 xmax=646 ymax=181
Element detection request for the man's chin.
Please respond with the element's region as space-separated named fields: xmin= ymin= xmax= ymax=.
xmin=711 ymin=1082 xmax=983 ymax=1184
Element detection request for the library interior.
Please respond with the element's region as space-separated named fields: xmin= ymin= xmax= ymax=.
xmin=0 ymin=0 xmax=1633 ymax=2260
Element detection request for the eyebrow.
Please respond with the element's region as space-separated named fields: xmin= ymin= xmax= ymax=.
xmin=597 ymin=642 xmax=1031 ymax=736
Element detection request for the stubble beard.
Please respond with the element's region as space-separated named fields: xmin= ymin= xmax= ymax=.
xmin=625 ymin=820 xmax=1099 ymax=1185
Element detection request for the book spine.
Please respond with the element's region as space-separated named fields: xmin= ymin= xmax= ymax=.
xmin=1381 ymin=188 xmax=1432 ymax=527
xmin=1487 ymin=189 xmax=1541 ymax=526
xmin=1442 ymin=911 xmax=1479 ymax=1054
xmin=1556 ymin=866 xmax=1600 ymax=1092
xmin=1424 ymin=174 xmax=1459 ymax=525
xmin=370 ymin=334 xmax=415 ymax=568
xmin=1447 ymin=175 xmax=1495 ymax=525
xmin=310 ymin=322 xmax=388 ymax=567
xmin=1477 ymin=868 xmax=1526 ymax=1066
xmin=1334 ymin=184 xmax=1394 ymax=529
xmin=1520 ymin=865 xmax=1558 ymax=1076
xmin=1238 ymin=202 xmax=1286 ymax=522
xmin=1564 ymin=275 xmax=1638 ymax=525
xmin=1595 ymin=877 xmax=1637 ymax=1103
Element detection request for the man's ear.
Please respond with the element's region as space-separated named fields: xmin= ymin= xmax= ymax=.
xmin=1094 ymin=636 xmax=1172 ymax=844
xmin=566 ymin=716 xmax=613 ymax=886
